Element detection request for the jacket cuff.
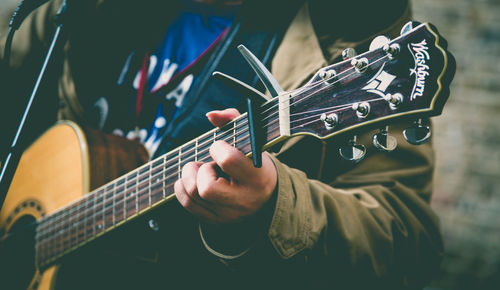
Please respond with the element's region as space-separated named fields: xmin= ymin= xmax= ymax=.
xmin=198 ymin=176 xmax=278 ymax=260
xmin=199 ymin=154 xmax=311 ymax=261
xmin=267 ymin=154 xmax=311 ymax=259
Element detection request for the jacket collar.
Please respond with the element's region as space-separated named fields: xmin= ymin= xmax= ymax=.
xmin=272 ymin=2 xmax=327 ymax=91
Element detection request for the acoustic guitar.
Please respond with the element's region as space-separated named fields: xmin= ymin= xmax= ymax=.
xmin=0 ymin=22 xmax=455 ymax=289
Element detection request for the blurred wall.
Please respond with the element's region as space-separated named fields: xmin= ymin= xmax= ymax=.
xmin=0 ymin=0 xmax=17 ymax=33
xmin=1 ymin=0 xmax=499 ymax=289
xmin=411 ymin=0 xmax=500 ymax=289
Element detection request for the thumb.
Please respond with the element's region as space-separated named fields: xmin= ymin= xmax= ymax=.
xmin=206 ymin=108 xmax=240 ymax=127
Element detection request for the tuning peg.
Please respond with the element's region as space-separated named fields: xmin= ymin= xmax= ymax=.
xmin=384 ymin=93 xmax=403 ymax=110
xmin=319 ymin=69 xmax=337 ymax=84
xmin=339 ymin=136 xmax=366 ymax=163
xmin=400 ymin=21 xmax=422 ymax=35
xmin=369 ymin=35 xmax=390 ymax=51
xmin=342 ymin=48 xmax=357 ymax=60
xmin=352 ymin=102 xmax=370 ymax=118
xmin=383 ymin=43 xmax=400 ymax=59
xmin=373 ymin=126 xmax=397 ymax=152
xmin=403 ymin=119 xmax=431 ymax=145
xmin=320 ymin=113 xmax=338 ymax=130
xmin=351 ymin=57 xmax=369 ymax=73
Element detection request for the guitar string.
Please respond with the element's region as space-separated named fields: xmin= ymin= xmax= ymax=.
xmin=39 ymin=81 xmax=393 ymax=259
xmin=258 ymin=48 xmax=392 ymax=117
xmin=36 ymin=119 xmax=279 ymax=253
xmin=40 ymin=50 xmax=393 ymax=231
xmin=37 ymin=53 xmax=393 ymax=254
xmin=36 ymin=117 xmax=268 ymax=244
xmin=35 ymin=114 xmax=264 ymax=241
xmin=36 ymin=132 xmax=258 ymax=260
xmin=39 ymin=119 xmax=278 ymax=256
xmin=41 ymin=77 xmax=389 ymax=254
xmin=289 ymin=96 xmax=387 ymax=126
xmin=37 ymin=68 xmax=391 ymax=252
xmin=261 ymin=54 xmax=391 ymax=121
xmin=40 ymin=51 xmax=393 ymax=243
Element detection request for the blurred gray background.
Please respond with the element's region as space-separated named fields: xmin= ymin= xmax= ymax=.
xmin=1 ymin=0 xmax=499 ymax=289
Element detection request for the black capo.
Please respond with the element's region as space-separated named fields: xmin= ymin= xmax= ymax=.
xmin=212 ymin=45 xmax=284 ymax=168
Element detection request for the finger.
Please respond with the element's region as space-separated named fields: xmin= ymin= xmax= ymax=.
xmin=196 ymin=161 xmax=233 ymax=204
xmin=209 ymin=140 xmax=256 ymax=181
xmin=181 ymin=162 xmax=203 ymax=197
xmin=175 ymin=179 xmax=220 ymax=221
xmin=206 ymin=108 xmax=240 ymax=127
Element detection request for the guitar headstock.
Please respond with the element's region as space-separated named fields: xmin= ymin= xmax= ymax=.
xmin=288 ymin=21 xmax=456 ymax=154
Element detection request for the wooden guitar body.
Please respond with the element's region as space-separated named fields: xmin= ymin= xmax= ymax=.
xmin=0 ymin=122 xmax=148 ymax=290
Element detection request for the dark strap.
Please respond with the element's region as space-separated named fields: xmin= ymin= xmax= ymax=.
xmin=154 ymin=0 xmax=305 ymax=157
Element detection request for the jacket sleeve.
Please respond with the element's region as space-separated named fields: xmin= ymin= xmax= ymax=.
xmin=199 ymin=1 xmax=443 ymax=288
xmin=269 ymin=122 xmax=442 ymax=286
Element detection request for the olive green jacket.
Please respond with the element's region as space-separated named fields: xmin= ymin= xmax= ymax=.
xmin=1 ymin=0 xmax=443 ymax=289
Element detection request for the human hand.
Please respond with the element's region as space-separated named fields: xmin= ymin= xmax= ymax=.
xmin=174 ymin=108 xmax=277 ymax=224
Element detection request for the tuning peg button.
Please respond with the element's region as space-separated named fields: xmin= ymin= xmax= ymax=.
xmin=373 ymin=127 xmax=397 ymax=152
xmin=352 ymin=102 xmax=370 ymax=118
xmin=383 ymin=43 xmax=400 ymax=58
xmin=320 ymin=113 xmax=338 ymax=130
xmin=403 ymin=119 xmax=431 ymax=145
xmin=384 ymin=93 xmax=403 ymax=110
xmin=319 ymin=69 xmax=337 ymax=84
xmin=400 ymin=21 xmax=422 ymax=35
xmin=339 ymin=136 xmax=366 ymax=163
xmin=342 ymin=48 xmax=357 ymax=60
xmin=369 ymin=35 xmax=390 ymax=51
xmin=351 ymin=57 xmax=369 ymax=73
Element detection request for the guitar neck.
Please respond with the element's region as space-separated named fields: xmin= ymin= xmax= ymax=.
xmin=33 ymin=22 xmax=456 ymax=269
xmin=34 ymin=97 xmax=284 ymax=269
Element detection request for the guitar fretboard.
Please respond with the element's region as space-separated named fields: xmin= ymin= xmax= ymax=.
xmin=34 ymin=99 xmax=282 ymax=268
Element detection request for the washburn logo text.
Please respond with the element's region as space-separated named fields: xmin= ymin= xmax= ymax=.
xmin=408 ymin=39 xmax=430 ymax=100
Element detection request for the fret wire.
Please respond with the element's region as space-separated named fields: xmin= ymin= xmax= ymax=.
xmin=45 ymin=216 xmax=53 ymax=260
xmin=104 ymin=186 xmax=113 ymax=229
xmin=78 ymin=200 xmax=83 ymax=246
xmin=143 ymin=120 xmax=276 ymax=193
xmin=178 ymin=147 xmax=182 ymax=179
xmin=42 ymin=112 xmax=274 ymax=239
xmin=83 ymin=198 xmax=89 ymax=244
xmin=35 ymin=98 xmax=277 ymax=230
xmin=123 ymin=172 xmax=131 ymax=218
xmin=56 ymin=211 xmax=62 ymax=255
xmin=162 ymin=155 xmax=166 ymax=199
xmin=69 ymin=169 xmax=155 ymax=234
xmin=93 ymin=190 xmax=97 ymax=237
xmin=195 ymin=139 xmax=198 ymax=162
xmin=35 ymin=124 xmax=278 ymax=266
xmin=117 ymin=179 xmax=126 ymax=222
xmin=233 ymin=120 xmax=236 ymax=147
xmin=150 ymin=133 xmax=257 ymax=188
xmin=69 ymin=202 xmax=75 ymax=248
xmin=131 ymin=168 xmax=169 ymax=210
xmin=148 ymin=163 xmax=152 ymax=208
xmin=44 ymin=215 xmax=52 ymax=259
xmin=34 ymin=109 xmax=281 ymax=265
xmin=76 ymin=200 xmax=82 ymax=246
xmin=85 ymin=198 xmax=92 ymax=241
xmin=135 ymin=166 xmax=139 ymax=215
xmin=75 ymin=201 xmax=80 ymax=246
xmin=112 ymin=183 xmax=116 ymax=226
xmin=100 ymin=188 xmax=105 ymax=233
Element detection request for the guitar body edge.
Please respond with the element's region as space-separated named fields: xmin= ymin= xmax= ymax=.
xmin=0 ymin=121 xmax=148 ymax=290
